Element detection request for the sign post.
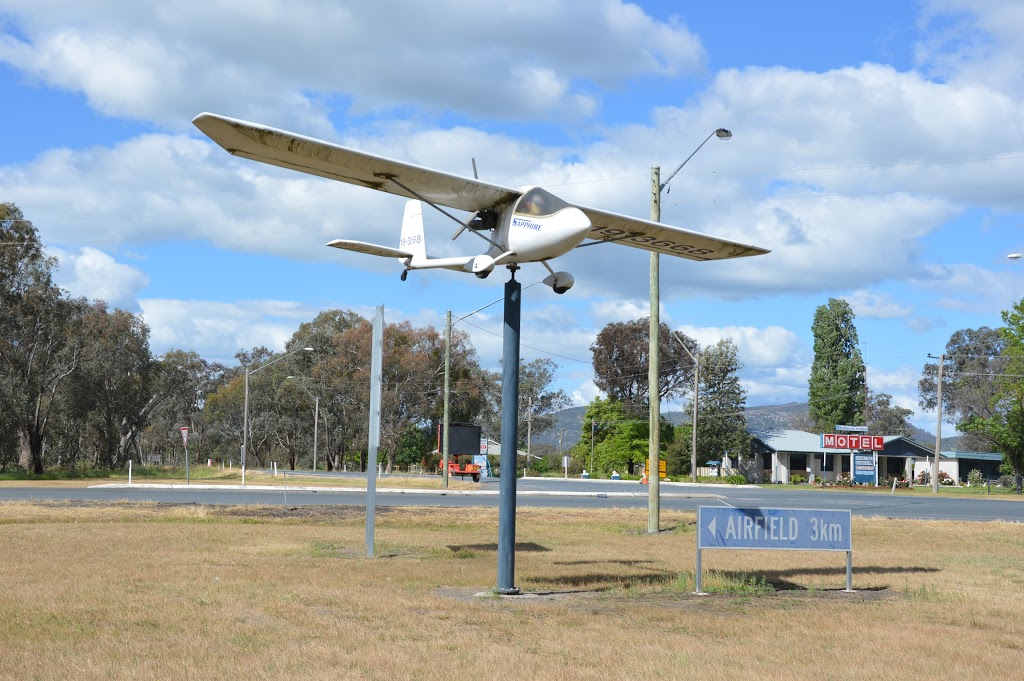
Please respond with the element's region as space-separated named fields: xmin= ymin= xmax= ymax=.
xmin=822 ymin=434 xmax=883 ymax=484
xmin=696 ymin=506 xmax=853 ymax=594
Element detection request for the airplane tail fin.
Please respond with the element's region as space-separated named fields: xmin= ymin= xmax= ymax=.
xmin=399 ymin=200 xmax=427 ymax=263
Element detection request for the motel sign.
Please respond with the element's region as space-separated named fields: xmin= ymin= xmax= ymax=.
xmin=820 ymin=433 xmax=883 ymax=450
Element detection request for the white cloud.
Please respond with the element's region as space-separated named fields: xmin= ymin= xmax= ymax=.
xmin=572 ymin=380 xmax=601 ymax=406
xmin=844 ymin=290 xmax=912 ymax=319
xmin=0 ymin=1 xmax=704 ymax=128
xmin=589 ymin=299 xmax=658 ymax=324
xmin=913 ymin=263 xmax=1024 ymax=314
xmin=140 ymin=298 xmax=317 ymax=363
xmin=50 ymin=246 xmax=149 ymax=310
xmin=676 ymin=324 xmax=802 ymax=369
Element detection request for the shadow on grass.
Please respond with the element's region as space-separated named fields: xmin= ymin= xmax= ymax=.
xmin=552 ymin=559 xmax=660 ymax=567
xmin=715 ymin=564 xmax=939 ymax=591
xmin=446 ymin=542 xmax=550 ymax=553
xmin=532 ymin=567 xmax=679 ymax=589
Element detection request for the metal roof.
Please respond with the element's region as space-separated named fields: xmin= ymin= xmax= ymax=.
xmin=938 ymin=450 xmax=1004 ymax=462
xmin=753 ymin=429 xmax=933 ymax=458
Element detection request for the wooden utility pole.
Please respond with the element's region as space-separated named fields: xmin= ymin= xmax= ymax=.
xmin=931 ymin=353 xmax=945 ymax=493
xmin=648 ymin=165 xmax=661 ymax=533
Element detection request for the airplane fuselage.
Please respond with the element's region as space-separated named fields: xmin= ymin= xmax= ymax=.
xmin=477 ymin=186 xmax=592 ymax=265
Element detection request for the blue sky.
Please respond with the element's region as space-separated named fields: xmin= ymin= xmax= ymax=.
xmin=3 ymin=1 xmax=1024 ymax=434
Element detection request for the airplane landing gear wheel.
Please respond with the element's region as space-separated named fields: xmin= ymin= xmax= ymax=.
xmin=400 ymin=270 xmax=408 ymax=281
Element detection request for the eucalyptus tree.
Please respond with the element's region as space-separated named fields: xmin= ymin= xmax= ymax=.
xmin=866 ymin=391 xmax=913 ymax=437
xmin=0 ymin=203 xmax=86 ymax=472
xmin=56 ymin=302 xmax=154 ymax=468
xmin=919 ymin=326 xmax=1006 ymax=451
xmin=960 ymin=300 xmax=1024 ymax=492
xmin=689 ymin=338 xmax=751 ymax=469
xmin=590 ymin=318 xmax=698 ymax=410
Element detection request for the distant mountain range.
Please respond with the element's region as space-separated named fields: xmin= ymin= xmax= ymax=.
xmin=530 ymin=402 xmax=957 ymax=451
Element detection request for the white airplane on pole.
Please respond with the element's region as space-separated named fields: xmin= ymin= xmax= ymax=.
xmin=193 ymin=113 xmax=770 ymax=293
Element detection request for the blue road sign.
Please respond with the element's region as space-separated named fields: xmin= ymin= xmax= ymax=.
xmin=853 ymin=451 xmax=875 ymax=484
xmin=698 ymin=507 xmax=852 ymax=552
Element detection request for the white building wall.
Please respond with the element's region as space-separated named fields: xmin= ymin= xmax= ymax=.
xmin=913 ymin=458 xmax=959 ymax=483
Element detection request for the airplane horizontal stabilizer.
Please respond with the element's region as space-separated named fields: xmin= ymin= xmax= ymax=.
xmin=327 ymin=240 xmax=413 ymax=259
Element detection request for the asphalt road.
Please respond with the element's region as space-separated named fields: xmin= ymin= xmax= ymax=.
xmin=1 ymin=476 xmax=1021 ymax=522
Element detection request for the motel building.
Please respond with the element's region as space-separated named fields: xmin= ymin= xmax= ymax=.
xmin=912 ymin=450 xmax=1004 ymax=484
xmin=750 ymin=429 xmax=934 ymax=484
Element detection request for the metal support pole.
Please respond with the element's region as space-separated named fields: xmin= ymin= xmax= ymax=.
xmin=845 ymin=550 xmax=854 ymax=592
xmin=497 ymin=271 xmax=522 ymax=595
xmin=442 ymin=310 xmax=451 ymax=488
xmin=695 ymin=548 xmax=704 ymax=595
xmin=366 ymin=306 xmax=384 ymax=558
xmin=648 ymin=165 xmax=661 ymax=534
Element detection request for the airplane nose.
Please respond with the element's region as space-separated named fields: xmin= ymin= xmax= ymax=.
xmin=560 ymin=207 xmax=592 ymax=242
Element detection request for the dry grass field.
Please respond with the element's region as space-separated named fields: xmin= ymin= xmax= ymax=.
xmin=0 ymin=501 xmax=1021 ymax=680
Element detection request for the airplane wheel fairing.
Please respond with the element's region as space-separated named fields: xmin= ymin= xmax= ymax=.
xmin=475 ymin=271 xmax=490 ymax=279
xmin=542 ymin=270 xmax=574 ymax=294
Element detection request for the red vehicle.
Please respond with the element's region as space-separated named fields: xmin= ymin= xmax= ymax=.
xmin=439 ymin=454 xmax=481 ymax=482
xmin=435 ymin=422 xmax=484 ymax=482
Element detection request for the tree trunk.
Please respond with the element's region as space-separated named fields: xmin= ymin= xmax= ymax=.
xmin=19 ymin=426 xmax=44 ymax=474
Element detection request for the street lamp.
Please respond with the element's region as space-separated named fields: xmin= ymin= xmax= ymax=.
xmin=242 ymin=346 xmax=313 ymax=485
xmin=672 ymin=332 xmax=700 ymax=483
xmin=648 ymin=128 xmax=731 ymax=533
xmin=286 ymin=376 xmax=320 ymax=472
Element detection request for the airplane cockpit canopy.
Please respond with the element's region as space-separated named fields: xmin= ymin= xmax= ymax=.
xmin=513 ymin=187 xmax=571 ymax=218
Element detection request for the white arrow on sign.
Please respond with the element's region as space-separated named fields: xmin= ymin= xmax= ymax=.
xmin=707 ymin=516 xmax=717 ymax=537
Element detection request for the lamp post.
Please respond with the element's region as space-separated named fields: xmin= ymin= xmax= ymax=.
xmin=442 ymin=284 xmax=539 ymax=488
xmin=242 ymin=346 xmax=313 ymax=485
xmin=648 ymin=128 xmax=731 ymax=533
xmin=672 ymin=332 xmax=700 ymax=482
xmin=286 ymin=376 xmax=320 ymax=471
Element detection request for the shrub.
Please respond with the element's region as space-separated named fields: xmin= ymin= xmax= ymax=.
xmin=789 ymin=473 xmax=806 ymax=484
xmin=938 ymin=470 xmax=955 ymax=486
xmin=834 ymin=473 xmax=853 ymax=487
xmin=723 ymin=474 xmax=746 ymax=485
xmin=967 ymin=469 xmax=985 ymax=487
xmin=997 ymin=475 xmax=1017 ymax=488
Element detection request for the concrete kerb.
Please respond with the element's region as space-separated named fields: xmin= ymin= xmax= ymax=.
xmin=520 ymin=475 xmax=761 ymax=490
xmin=89 ymin=482 xmax=725 ymax=499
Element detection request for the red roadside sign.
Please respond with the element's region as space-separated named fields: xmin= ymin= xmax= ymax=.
xmin=180 ymin=427 xmax=189 ymax=446
xmin=820 ymin=433 xmax=883 ymax=450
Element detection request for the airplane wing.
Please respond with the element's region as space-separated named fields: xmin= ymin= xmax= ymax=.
xmin=327 ymin=240 xmax=413 ymax=259
xmin=193 ymin=113 xmax=521 ymax=212
xmin=195 ymin=112 xmax=769 ymax=262
xmin=578 ymin=206 xmax=770 ymax=261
